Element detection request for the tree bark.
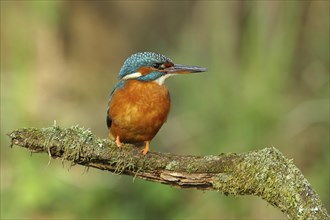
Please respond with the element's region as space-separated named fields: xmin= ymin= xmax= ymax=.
xmin=7 ymin=125 xmax=329 ymax=220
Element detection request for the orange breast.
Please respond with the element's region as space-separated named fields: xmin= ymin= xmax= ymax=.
xmin=108 ymin=80 xmax=171 ymax=143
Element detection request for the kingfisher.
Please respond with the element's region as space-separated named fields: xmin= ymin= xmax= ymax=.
xmin=107 ymin=52 xmax=207 ymax=155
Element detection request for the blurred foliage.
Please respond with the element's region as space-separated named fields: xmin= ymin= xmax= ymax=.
xmin=1 ymin=1 xmax=329 ymax=219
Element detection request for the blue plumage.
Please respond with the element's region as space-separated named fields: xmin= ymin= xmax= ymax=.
xmin=137 ymin=71 xmax=164 ymax=81
xmin=118 ymin=52 xmax=172 ymax=80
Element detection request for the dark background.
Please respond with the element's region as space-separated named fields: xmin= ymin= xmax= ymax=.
xmin=1 ymin=1 xmax=329 ymax=219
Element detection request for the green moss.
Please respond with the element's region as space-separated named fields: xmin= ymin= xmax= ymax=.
xmin=203 ymin=155 xmax=219 ymax=161
xmin=8 ymin=127 xmax=329 ymax=219
xmin=165 ymin=160 xmax=180 ymax=170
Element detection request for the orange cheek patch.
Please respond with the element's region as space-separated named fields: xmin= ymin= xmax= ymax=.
xmin=138 ymin=67 xmax=154 ymax=75
xmin=164 ymin=62 xmax=174 ymax=68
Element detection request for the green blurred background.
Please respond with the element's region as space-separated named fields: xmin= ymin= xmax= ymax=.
xmin=1 ymin=1 xmax=329 ymax=219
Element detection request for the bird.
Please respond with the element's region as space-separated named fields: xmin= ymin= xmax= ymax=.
xmin=107 ymin=52 xmax=207 ymax=155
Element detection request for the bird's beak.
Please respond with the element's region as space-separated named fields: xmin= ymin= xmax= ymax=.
xmin=166 ymin=64 xmax=207 ymax=74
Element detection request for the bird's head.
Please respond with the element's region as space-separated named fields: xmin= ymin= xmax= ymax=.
xmin=118 ymin=52 xmax=207 ymax=85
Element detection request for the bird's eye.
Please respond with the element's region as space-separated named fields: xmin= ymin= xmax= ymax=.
xmin=152 ymin=63 xmax=166 ymax=70
xmin=152 ymin=63 xmax=161 ymax=69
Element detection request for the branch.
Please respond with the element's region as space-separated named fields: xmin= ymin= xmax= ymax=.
xmin=7 ymin=125 xmax=329 ymax=220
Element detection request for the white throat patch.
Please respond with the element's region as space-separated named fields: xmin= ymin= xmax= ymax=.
xmin=154 ymin=74 xmax=176 ymax=85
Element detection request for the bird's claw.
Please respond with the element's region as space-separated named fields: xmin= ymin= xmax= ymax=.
xmin=141 ymin=141 xmax=150 ymax=155
xmin=116 ymin=136 xmax=122 ymax=147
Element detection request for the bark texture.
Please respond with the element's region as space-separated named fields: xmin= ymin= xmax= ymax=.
xmin=8 ymin=125 xmax=329 ymax=220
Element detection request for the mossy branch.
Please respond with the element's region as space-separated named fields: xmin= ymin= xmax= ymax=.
xmin=8 ymin=125 xmax=329 ymax=220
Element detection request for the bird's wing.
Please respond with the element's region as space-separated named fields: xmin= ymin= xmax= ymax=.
xmin=106 ymin=109 xmax=112 ymax=129
xmin=106 ymin=80 xmax=126 ymax=129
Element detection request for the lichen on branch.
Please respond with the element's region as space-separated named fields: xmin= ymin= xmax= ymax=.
xmin=8 ymin=125 xmax=329 ymax=220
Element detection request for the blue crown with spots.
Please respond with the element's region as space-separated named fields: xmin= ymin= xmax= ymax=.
xmin=118 ymin=52 xmax=172 ymax=80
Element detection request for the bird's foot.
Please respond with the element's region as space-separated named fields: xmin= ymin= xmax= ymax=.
xmin=116 ymin=136 xmax=122 ymax=147
xmin=141 ymin=141 xmax=150 ymax=155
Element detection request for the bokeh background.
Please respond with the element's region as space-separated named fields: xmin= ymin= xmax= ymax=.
xmin=1 ymin=1 xmax=329 ymax=219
